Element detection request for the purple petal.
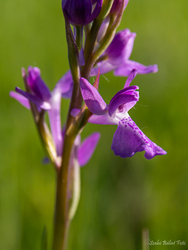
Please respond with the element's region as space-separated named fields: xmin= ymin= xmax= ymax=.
xmin=71 ymin=108 xmax=81 ymax=117
xmin=111 ymin=117 xmax=167 ymax=159
xmin=90 ymin=30 xmax=137 ymax=76
xmin=79 ymin=47 xmax=85 ymax=66
xmin=54 ymin=70 xmax=73 ymax=99
xmin=97 ymin=17 xmax=110 ymax=42
xmin=88 ymin=113 xmax=117 ymax=125
xmin=15 ymin=87 xmax=51 ymax=110
xmin=108 ymin=86 xmax=139 ymax=116
xmin=87 ymin=0 xmax=103 ymax=24
xmin=48 ymin=88 xmax=63 ymax=156
xmin=105 ymin=29 xmax=136 ymax=64
xmin=90 ymin=62 xmax=117 ymax=76
xmin=27 ymin=66 xmax=51 ymax=101
xmin=110 ymin=0 xmax=129 ymax=13
xmin=114 ymin=60 xmax=158 ymax=76
xmin=124 ymin=69 xmax=137 ymax=88
xmin=10 ymin=91 xmax=30 ymax=109
xmin=78 ymin=132 xmax=100 ymax=166
xmin=80 ymin=77 xmax=108 ymax=115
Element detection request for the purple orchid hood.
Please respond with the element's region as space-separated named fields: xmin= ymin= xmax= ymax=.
xmin=91 ymin=29 xmax=158 ymax=77
xmin=62 ymin=0 xmax=103 ymax=26
xmin=10 ymin=66 xmax=72 ymax=157
xmin=80 ymin=70 xmax=166 ymax=159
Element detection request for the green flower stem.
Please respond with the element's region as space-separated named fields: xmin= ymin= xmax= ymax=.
xmin=51 ymin=15 xmax=84 ymax=250
xmin=52 ymin=133 xmax=75 ymax=250
xmin=75 ymin=26 xmax=83 ymax=51
xmin=83 ymin=0 xmax=113 ymax=70
xmin=84 ymin=19 xmax=102 ymax=69
xmin=64 ymin=14 xmax=83 ymax=129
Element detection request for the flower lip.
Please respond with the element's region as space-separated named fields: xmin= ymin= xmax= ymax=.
xmin=111 ymin=117 xmax=167 ymax=159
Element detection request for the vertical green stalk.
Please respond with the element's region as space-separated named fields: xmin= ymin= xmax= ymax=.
xmin=51 ymin=14 xmax=82 ymax=250
xmin=52 ymin=134 xmax=75 ymax=250
xmin=142 ymin=228 xmax=149 ymax=250
xmin=75 ymin=26 xmax=83 ymax=51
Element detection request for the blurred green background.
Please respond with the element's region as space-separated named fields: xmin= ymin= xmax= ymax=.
xmin=1 ymin=0 xmax=188 ymax=249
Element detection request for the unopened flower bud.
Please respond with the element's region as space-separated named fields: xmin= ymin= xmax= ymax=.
xmin=110 ymin=0 xmax=129 ymax=14
xmin=62 ymin=0 xmax=103 ymax=26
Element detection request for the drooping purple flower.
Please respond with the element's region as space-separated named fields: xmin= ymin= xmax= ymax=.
xmin=10 ymin=66 xmax=73 ymax=157
xmin=62 ymin=0 xmax=103 ymax=26
xmin=80 ymin=70 xmax=166 ymax=159
xmin=91 ymin=29 xmax=158 ymax=76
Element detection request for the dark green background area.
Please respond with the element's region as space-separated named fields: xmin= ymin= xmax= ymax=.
xmin=0 ymin=0 xmax=188 ymax=249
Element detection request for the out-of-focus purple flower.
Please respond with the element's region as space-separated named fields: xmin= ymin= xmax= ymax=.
xmin=10 ymin=67 xmax=72 ymax=156
xmin=91 ymin=29 xmax=158 ymax=76
xmin=62 ymin=0 xmax=103 ymax=26
xmin=80 ymin=70 xmax=166 ymax=159
xmin=57 ymin=29 xmax=158 ymax=90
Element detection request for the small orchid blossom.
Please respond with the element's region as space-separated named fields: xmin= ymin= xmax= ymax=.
xmin=10 ymin=67 xmax=72 ymax=156
xmin=60 ymin=28 xmax=158 ymax=92
xmin=91 ymin=29 xmax=158 ymax=77
xmin=80 ymin=70 xmax=166 ymax=159
xmin=62 ymin=0 xmax=103 ymax=26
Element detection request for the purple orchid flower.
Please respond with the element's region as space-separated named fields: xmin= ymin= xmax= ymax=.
xmin=10 ymin=67 xmax=73 ymax=157
xmin=59 ymin=28 xmax=158 ymax=91
xmin=62 ymin=0 xmax=103 ymax=26
xmin=91 ymin=29 xmax=158 ymax=77
xmin=80 ymin=70 xmax=166 ymax=159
